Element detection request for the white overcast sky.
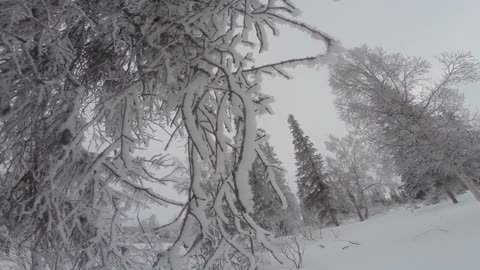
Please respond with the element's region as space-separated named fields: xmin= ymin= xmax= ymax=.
xmin=258 ymin=0 xmax=480 ymax=194
xmin=153 ymin=0 xmax=480 ymax=223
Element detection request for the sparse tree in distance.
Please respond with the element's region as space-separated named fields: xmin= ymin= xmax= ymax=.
xmin=325 ymin=134 xmax=374 ymax=221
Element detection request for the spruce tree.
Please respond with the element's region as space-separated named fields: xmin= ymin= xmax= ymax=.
xmin=249 ymin=130 xmax=301 ymax=235
xmin=287 ymin=115 xmax=339 ymax=226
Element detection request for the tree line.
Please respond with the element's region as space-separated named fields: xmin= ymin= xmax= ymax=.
xmin=1 ymin=0 xmax=479 ymax=269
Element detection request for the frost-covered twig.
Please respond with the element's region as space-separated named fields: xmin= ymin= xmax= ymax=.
xmin=276 ymin=235 xmax=304 ymax=269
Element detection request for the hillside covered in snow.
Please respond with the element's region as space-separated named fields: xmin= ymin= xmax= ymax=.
xmin=265 ymin=194 xmax=479 ymax=270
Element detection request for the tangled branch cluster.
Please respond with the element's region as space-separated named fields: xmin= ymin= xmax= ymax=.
xmin=0 ymin=0 xmax=340 ymax=269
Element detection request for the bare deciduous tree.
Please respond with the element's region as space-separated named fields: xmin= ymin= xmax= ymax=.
xmin=325 ymin=135 xmax=373 ymax=221
xmin=275 ymin=235 xmax=305 ymax=269
xmin=0 ymin=0 xmax=341 ymax=269
xmin=330 ymin=46 xmax=480 ymax=204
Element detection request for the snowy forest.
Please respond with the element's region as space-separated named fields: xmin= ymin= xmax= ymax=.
xmin=1 ymin=0 xmax=479 ymax=269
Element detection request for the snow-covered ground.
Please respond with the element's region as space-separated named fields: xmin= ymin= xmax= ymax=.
xmin=0 ymin=258 xmax=21 ymax=270
xmin=2 ymin=194 xmax=478 ymax=270
xmin=269 ymin=193 xmax=480 ymax=270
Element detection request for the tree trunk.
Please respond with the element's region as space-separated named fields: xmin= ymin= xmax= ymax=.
xmin=330 ymin=210 xmax=340 ymax=227
xmin=456 ymin=168 xmax=480 ymax=202
xmin=355 ymin=207 xmax=364 ymax=221
xmin=31 ymin=250 xmax=46 ymax=270
xmin=346 ymin=191 xmax=364 ymax=221
xmin=445 ymin=190 xmax=459 ymax=204
xmin=363 ymin=206 xmax=369 ymax=220
xmin=360 ymin=196 xmax=369 ymax=220
xmin=0 ymin=238 xmax=9 ymax=255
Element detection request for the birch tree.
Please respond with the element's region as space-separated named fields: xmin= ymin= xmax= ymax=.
xmin=325 ymin=134 xmax=374 ymax=221
xmin=330 ymin=46 xmax=480 ymax=205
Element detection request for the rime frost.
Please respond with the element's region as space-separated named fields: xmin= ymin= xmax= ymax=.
xmin=0 ymin=0 xmax=338 ymax=269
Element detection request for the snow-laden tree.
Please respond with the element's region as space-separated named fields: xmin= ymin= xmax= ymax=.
xmin=401 ymin=168 xmax=464 ymax=204
xmin=325 ymin=134 xmax=375 ymax=221
xmin=0 ymin=0 xmax=341 ymax=269
xmin=249 ymin=130 xmax=301 ymax=235
xmin=287 ymin=115 xmax=339 ymax=227
xmin=330 ymin=46 xmax=480 ymax=205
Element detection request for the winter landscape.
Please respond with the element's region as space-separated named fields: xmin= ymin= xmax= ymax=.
xmin=1 ymin=0 xmax=480 ymax=269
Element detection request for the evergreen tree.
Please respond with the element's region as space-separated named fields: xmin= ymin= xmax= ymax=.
xmin=287 ymin=115 xmax=339 ymax=226
xmin=249 ymin=130 xmax=301 ymax=235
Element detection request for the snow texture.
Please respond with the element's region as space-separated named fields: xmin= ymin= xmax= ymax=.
xmin=266 ymin=193 xmax=480 ymax=270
